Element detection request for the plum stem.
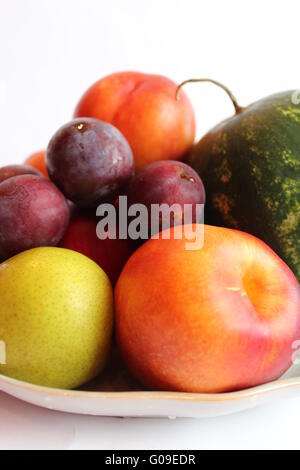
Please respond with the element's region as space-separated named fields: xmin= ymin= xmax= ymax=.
xmin=176 ymin=78 xmax=244 ymax=115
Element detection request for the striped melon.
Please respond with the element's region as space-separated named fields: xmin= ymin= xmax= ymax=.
xmin=186 ymin=85 xmax=300 ymax=279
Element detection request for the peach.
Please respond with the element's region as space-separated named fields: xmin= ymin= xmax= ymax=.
xmin=60 ymin=211 xmax=136 ymax=286
xmin=115 ymin=225 xmax=300 ymax=393
xmin=24 ymin=150 xmax=49 ymax=179
xmin=74 ymin=72 xmax=196 ymax=170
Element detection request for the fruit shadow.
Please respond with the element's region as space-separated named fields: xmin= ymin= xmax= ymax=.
xmin=78 ymin=342 xmax=143 ymax=392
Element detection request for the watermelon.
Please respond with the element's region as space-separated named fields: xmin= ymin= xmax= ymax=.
xmin=188 ymin=89 xmax=300 ymax=279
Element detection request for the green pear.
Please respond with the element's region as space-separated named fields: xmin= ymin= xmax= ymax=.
xmin=0 ymin=247 xmax=114 ymax=389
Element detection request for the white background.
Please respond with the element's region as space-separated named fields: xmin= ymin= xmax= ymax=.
xmin=0 ymin=0 xmax=299 ymax=450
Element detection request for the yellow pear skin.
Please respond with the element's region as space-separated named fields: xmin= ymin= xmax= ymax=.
xmin=0 ymin=247 xmax=114 ymax=389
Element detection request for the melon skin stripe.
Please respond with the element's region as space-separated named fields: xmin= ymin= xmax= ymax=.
xmin=189 ymin=91 xmax=300 ymax=279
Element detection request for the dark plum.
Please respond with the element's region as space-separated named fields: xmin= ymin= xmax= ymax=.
xmin=0 ymin=164 xmax=43 ymax=184
xmin=46 ymin=118 xmax=134 ymax=208
xmin=0 ymin=175 xmax=70 ymax=260
xmin=127 ymin=160 xmax=206 ymax=234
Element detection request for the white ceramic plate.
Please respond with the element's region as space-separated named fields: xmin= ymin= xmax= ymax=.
xmin=0 ymin=349 xmax=300 ymax=418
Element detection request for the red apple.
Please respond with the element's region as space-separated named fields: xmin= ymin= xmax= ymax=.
xmin=74 ymin=71 xmax=196 ymax=170
xmin=115 ymin=225 xmax=300 ymax=393
xmin=60 ymin=212 xmax=136 ymax=286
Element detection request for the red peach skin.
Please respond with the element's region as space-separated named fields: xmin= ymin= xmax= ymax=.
xmin=115 ymin=225 xmax=300 ymax=393
xmin=75 ymin=72 xmax=196 ymax=170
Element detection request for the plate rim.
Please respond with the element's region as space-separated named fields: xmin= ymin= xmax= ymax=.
xmin=1 ymin=373 xmax=300 ymax=403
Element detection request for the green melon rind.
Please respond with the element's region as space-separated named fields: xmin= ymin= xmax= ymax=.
xmin=189 ymin=91 xmax=300 ymax=279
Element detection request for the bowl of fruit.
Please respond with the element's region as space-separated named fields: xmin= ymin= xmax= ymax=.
xmin=0 ymin=72 xmax=300 ymax=419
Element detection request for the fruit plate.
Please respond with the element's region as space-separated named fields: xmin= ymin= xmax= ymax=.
xmin=0 ymin=349 xmax=300 ymax=418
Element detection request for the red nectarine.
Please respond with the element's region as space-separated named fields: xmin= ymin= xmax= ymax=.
xmin=60 ymin=212 xmax=136 ymax=286
xmin=74 ymin=72 xmax=196 ymax=170
xmin=115 ymin=225 xmax=300 ymax=393
xmin=25 ymin=150 xmax=49 ymax=179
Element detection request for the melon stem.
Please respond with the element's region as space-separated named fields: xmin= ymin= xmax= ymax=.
xmin=176 ymin=78 xmax=243 ymax=115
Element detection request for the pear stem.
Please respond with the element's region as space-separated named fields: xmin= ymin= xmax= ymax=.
xmin=176 ymin=78 xmax=243 ymax=115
